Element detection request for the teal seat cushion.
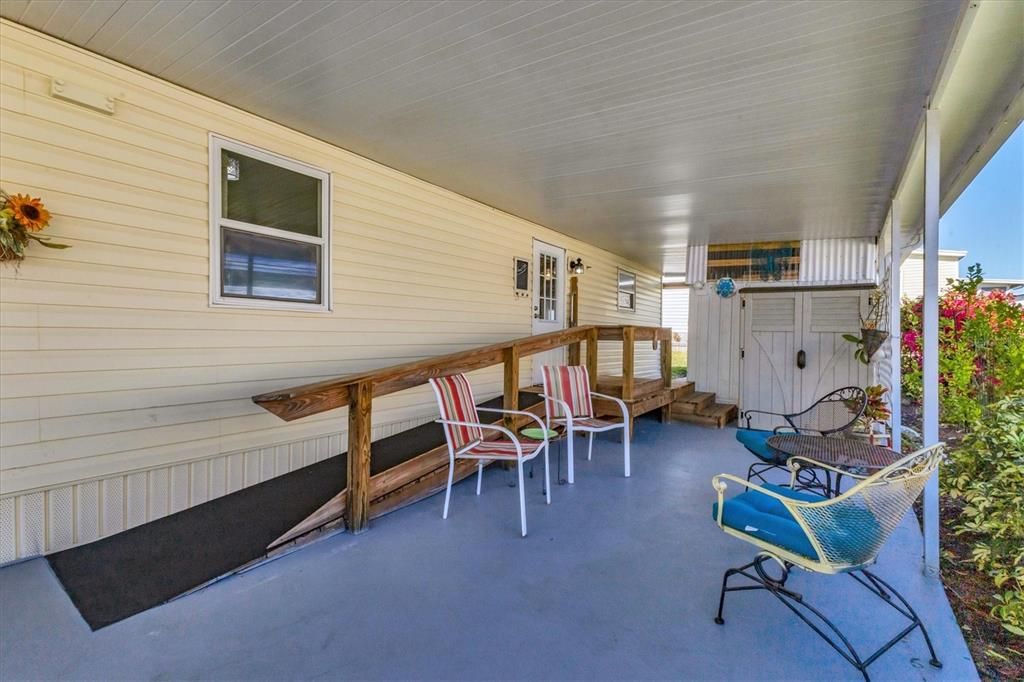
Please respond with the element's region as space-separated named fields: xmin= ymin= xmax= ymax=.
xmin=735 ymin=428 xmax=780 ymax=463
xmin=713 ymin=484 xmax=884 ymax=565
xmin=713 ymin=484 xmax=825 ymax=560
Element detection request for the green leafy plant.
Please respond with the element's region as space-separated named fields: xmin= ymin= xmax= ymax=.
xmin=942 ymin=394 xmax=1024 ymax=637
xmin=901 ymin=264 xmax=1024 ymax=425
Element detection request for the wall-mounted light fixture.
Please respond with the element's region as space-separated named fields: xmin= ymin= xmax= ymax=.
xmin=568 ymin=257 xmax=588 ymax=275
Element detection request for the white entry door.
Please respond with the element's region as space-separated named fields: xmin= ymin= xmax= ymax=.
xmin=532 ymin=240 xmax=566 ymax=384
xmin=740 ymin=289 xmax=870 ymax=429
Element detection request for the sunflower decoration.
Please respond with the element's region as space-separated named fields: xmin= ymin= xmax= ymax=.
xmin=0 ymin=189 xmax=69 ymax=263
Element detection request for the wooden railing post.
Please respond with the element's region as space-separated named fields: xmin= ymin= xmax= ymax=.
xmin=346 ymin=380 xmax=372 ymax=534
xmin=503 ymin=346 xmax=519 ymax=431
xmin=586 ymin=327 xmax=599 ymax=389
xmin=660 ymin=331 xmax=673 ymax=389
xmin=622 ymin=326 xmax=635 ymax=400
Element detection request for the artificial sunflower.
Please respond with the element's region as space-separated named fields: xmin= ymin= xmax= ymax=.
xmin=5 ymin=193 xmax=51 ymax=231
xmin=0 ymin=189 xmax=68 ymax=263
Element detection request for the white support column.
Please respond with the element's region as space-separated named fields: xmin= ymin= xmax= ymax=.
xmin=889 ymin=200 xmax=902 ymax=455
xmin=922 ymin=108 xmax=941 ymax=577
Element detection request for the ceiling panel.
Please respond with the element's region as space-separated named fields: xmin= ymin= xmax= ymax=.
xmin=1 ymin=0 xmax=964 ymax=271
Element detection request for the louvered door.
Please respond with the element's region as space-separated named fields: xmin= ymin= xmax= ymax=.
xmin=740 ymin=289 xmax=869 ymax=429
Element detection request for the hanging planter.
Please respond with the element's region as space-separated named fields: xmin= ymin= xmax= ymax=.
xmin=861 ymin=327 xmax=888 ymax=360
xmin=0 ymin=190 xmax=70 ymax=263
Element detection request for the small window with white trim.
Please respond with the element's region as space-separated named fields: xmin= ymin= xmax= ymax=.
xmin=617 ymin=269 xmax=637 ymax=311
xmin=210 ymin=135 xmax=331 ymax=311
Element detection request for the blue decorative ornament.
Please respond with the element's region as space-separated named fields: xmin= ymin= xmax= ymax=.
xmin=715 ymin=277 xmax=736 ymax=298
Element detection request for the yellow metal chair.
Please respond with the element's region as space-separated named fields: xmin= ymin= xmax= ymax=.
xmin=711 ymin=444 xmax=945 ymax=681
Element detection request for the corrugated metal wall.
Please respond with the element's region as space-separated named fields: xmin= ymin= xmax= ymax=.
xmin=798 ymin=238 xmax=877 ymax=284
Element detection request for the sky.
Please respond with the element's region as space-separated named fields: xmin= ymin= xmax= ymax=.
xmin=939 ymin=123 xmax=1024 ymax=280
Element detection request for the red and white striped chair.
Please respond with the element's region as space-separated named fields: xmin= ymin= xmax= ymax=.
xmin=429 ymin=374 xmax=550 ymax=537
xmin=540 ymin=365 xmax=630 ymax=483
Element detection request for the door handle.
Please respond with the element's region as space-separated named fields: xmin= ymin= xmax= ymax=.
xmin=796 ymin=350 xmax=806 ymax=369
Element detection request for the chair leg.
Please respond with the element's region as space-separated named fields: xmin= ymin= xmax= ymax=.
xmin=442 ymin=455 xmax=455 ymax=519
xmin=587 ymin=432 xmax=594 ymax=461
xmin=517 ymin=458 xmax=527 ymax=537
xmin=716 ymin=554 xmax=942 ymax=680
xmin=476 ymin=461 xmax=483 ymax=495
xmin=566 ymin=424 xmax=575 ymax=484
xmin=623 ymin=423 xmax=631 ymax=478
xmin=543 ymin=444 xmax=551 ymax=505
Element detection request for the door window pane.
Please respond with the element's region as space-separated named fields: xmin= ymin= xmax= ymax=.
xmin=221 ymin=228 xmax=321 ymax=303
xmin=221 ymin=150 xmax=321 ymax=236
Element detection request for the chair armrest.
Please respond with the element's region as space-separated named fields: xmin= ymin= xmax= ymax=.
xmin=435 ymin=419 xmax=531 ymax=456
xmin=476 ymin=406 xmax=547 ymax=433
xmin=742 ymin=408 xmax=788 ymax=429
xmin=711 ymin=473 xmax=805 ymax=526
xmin=786 ymin=455 xmax=873 ymax=486
xmin=589 ymin=392 xmax=630 ymax=420
xmin=538 ymin=394 xmax=573 ymax=425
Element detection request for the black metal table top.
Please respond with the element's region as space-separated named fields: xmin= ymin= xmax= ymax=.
xmin=766 ymin=434 xmax=899 ymax=471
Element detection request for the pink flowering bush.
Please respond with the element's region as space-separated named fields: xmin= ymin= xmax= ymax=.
xmin=902 ymin=264 xmax=1024 ymax=425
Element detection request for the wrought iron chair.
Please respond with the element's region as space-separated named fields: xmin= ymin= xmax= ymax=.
xmin=711 ymin=444 xmax=945 ymax=681
xmin=737 ymin=386 xmax=867 ymax=485
xmin=540 ymin=365 xmax=631 ymax=483
xmin=429 ymin=374 xmax=550 ymax=537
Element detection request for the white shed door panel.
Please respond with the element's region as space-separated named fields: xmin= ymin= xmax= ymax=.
xmin=741 ymin=290 xmax=869 ymax=429
xmin=741 ymin=293 xmax=801 ymax=430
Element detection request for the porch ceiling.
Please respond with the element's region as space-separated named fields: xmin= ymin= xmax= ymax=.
xmin=1 ymin=0 xmax=965 ymax=271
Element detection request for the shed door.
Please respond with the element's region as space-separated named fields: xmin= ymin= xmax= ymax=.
xmin=740 ymin=292 xmax=802 ymax=430
xmin=531 ymin=240 xmax=566 ymax=384
xmin=798 ymin=291 xmax=870 ymax=408
xmin=740 ymin=290 xmax=869 ymax=429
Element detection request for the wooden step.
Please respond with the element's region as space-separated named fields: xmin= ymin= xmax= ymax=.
xmin=674 ymin=391 xmax=715 ymax=413
xmin=674 ymin=402 xmax=738 ymax=429
xmin=670 ymin=379 xmax=695 ymax=400
xmin=596 ymin=376 xmax=665 ymax=400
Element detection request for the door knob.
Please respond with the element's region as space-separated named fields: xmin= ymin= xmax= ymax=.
xmin=797 ymin=350 xmax=806 ymax=369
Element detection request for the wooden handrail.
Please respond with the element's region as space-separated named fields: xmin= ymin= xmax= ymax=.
xmin=251 ymin=323 xmax=671 ymax=533
xmin=252 ymin=325 xmax=670 ymax=422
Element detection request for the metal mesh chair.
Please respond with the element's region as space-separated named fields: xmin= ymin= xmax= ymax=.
xmin=738 ymin=386 xmax=867 ymax=485
xmin=711 ymin=443 xmax=946 ymax=681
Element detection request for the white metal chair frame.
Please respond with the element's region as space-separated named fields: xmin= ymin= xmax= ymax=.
xmin=711 ymin=444 xmax=946 ymax=680
xmin=434 ymin=404 xmax=550 ymax=538
xmin=540 ymin=377 xmax=630 ymax=483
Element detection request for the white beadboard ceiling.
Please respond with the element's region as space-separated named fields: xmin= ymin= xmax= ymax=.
xmin=1 ymin=0 xmax=968 ymax=271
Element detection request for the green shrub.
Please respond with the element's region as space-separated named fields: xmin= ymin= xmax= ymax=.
xmin=902 ymin=264 xmax=1024 ymax=425
xmin=942 ymin=394 xmax=1024 ymax=637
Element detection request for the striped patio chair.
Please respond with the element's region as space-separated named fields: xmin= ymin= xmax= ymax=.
xmin=540 ymin=365 xmax=630 ymax=483
xmin=711 ymin=443 xmax=946 ymax=681
xmin=429 ymin=373 xmax=550 ymax=537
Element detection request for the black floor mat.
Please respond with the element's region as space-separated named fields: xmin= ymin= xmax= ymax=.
xmin=47 ymin=393 xmax=542 ymax=630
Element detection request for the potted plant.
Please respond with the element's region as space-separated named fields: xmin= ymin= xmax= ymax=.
xmin=855 ymin=384 xmax=892 ymax=444
xmin=843 ymin=287 xmax=889 ymax=364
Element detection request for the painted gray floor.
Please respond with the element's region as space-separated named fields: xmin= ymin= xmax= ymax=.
xmin=0 ymin=421 xmax=976 ymax=681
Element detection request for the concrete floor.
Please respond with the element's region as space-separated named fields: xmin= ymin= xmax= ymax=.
xmin=0 ymin=421 xmax=976 ymax=681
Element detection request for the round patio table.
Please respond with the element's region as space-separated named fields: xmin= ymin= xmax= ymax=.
xmin=519 ymin=426 xmax=568 ymax=489
xmin=766 ymin=434 xmax=900 ymax=497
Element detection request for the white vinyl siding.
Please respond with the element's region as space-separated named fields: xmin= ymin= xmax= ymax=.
xmin=0 ymin=21 xmax=660 ymax=561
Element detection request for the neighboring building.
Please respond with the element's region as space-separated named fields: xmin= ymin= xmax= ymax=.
xmin=979 ymin=279 xmax=1024 ymax=303
xmin=661 ymin=277 xmax=689 ymax=349
xmin=899 ymin=249 xmax=966 ymax=300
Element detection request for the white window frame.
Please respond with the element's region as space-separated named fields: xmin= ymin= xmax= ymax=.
xmin=617 ymin=267 xmax=637 ymax=312
xmin=209 ymin=134 xmax=332 ymax=312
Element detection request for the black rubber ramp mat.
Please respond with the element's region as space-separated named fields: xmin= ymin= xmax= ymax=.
xmin=48 ymin=393 xmax=541 ymax=630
